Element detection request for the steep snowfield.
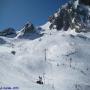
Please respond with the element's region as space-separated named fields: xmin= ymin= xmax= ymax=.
xmin=0 ymin=23 xmax=90 ymax=90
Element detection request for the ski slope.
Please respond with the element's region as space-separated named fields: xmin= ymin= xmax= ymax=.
xmin=0 ymin=22 xmax=90 ymax=90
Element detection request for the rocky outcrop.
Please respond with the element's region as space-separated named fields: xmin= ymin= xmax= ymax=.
xmin=0 ymin=38 xmax=6 ymax=44
xmin=15 ymin=22 xmax=36 ymax=39
xmin=0 ymin=28 xmax=16 ymax=36
xmin=48 ymin=0 xmax=90 ymax=32
xmin=16 ymin=22 xmax=43 ymax=40
xmin=79 ymin=0 xmax=90 ymax=5
xmin=49 ymin=4 xmax=72 ymax=31
xmin=22 ymin=22 xmax=35 ymax=34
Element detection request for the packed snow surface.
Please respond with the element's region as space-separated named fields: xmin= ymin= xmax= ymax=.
xmin=0 ymin=23 xmax=90 ymax=90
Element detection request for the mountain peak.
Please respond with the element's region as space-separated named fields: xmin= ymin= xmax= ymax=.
xmin=48 ymin=0 xmax=90 ymax=33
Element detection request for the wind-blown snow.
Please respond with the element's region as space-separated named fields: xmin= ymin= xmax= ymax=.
xmin=0 ymin=23 xmax=90 ymax=90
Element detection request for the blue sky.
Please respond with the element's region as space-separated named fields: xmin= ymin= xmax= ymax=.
xmin=0 ymin=0 xmax=69 ymax=30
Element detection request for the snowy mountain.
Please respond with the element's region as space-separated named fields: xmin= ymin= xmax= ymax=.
xmin=48 ymin=0 xmax=90 ymax=32
xmin=0 ymin=0 xmax=90 ymax=90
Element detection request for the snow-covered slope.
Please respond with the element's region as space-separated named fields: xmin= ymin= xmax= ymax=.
xmin=0 ymin=0 xmax=90 ymax=89
xmin=0 ymin=24 xmax=90 ymax=90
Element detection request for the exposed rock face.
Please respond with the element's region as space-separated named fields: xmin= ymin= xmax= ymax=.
xmin=0 ymin=38 xmax=6 ymax=44
xmin=22 ymin=22 xmax=35 ymax=34
xmin=16 ymin=22 xmax=38 ymax=39
xmin=48 ymin=2 xmax=76 ymax=31
xmin=0 ymin=28 xmax=16 ymax=36
xmin=79 ymin=0 xmax=90 ymax=5
xmin=48 ymin=0 xmax=90 ymax=32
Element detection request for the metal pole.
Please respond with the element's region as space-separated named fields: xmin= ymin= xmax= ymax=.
xmin=45 ymin=48 xmax=47 ymax=62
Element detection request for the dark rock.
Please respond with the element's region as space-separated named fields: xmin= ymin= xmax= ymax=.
xmin=76 ymin=34 xmax=87 ymax=40
xmin=55 ymin=16 xmax=64 ymax=30
xmin=17 ymin=22 xmax=44 ymax=40
xmin=75 ymin=27 xmax=81 ymax=33
xmin=11 ymin=51 xmax=16 ymax=55
xmin=48 ymin=0 xmax=90 ymax=33
xmin=48 ymin=15 xmax=55 ymax=23
xmin=36 ymin=81 xmax=43 ymax=85
xmin=79 ymin=0 xmax=90 ymax=6
xmin=49 ymin=3 xmax=72 ymax=31
xmin=69 ymin=34 xmax=75 ymax=38
xmin=0 ymin=38 xmax=6 ymax=44
xmin=0 ymin=28 xmax=16 ymax=36
xmin=22 ymin=22 xmax=35 ymax=34
xmin=36 ymin=76 xmax=43 ymax=85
